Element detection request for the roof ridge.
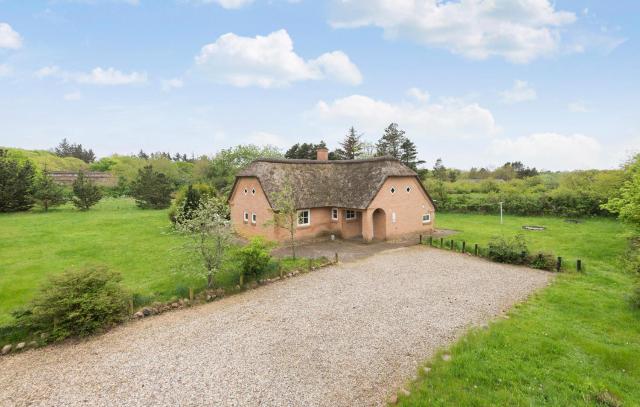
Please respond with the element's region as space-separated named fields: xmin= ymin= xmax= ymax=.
xmin=251 ymin=156 xmax=401 ymax=165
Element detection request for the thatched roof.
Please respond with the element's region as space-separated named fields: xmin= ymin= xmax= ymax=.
xmin=235 ymin=157 xmax=430 ymax=210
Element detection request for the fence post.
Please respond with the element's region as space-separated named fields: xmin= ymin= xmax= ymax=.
xmin=462 ymin=241 xmax=466 ymax=253
xmin=440 ymin=237 xmax=444 ymax=248
xmin=239 ymin=273 xmax=244 ymax=287
xmin=429 ymin=236 xmax=433 ymax=246
xmin=279 ymin=262 xmax=284 ymax=278
xmin=334 ymin=252 xmax=339 ymax=264
xmin=419 ymin=234 xmax=422 ymax=244
xmin=556 ymin=256 xmax=562 ymax=272
xmin=129 ymin=298 xmax=134 ymax=315
xmin=189 ymin=287 xmax=194 ymax=302
xmin=450 ymin=240 xmax=454 ymax=250
xmin=308 ymin=258 xmax=313 ymax=271
xmin=474 ymin=244 xmax=478 ymax=256
xmin=577 ymin=259 xmax=582 ymax=272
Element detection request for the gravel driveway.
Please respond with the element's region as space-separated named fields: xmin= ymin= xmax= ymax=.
xmin=0 ymin=246 xmax=552 ymax=407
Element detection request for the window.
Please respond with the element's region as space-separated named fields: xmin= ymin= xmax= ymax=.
xmin=252 ymin=213 xmax=257 ymax=224
xmin=345 ymin=210 xmax=356 ymax=220
xmin=392 ymin=212 xmax=396 ymax=224
xmin=297 ymin=209 xmax=310 ymax=226
xmin=406 ymin=186 xmax=412 ymax=193
xmin=243 ymin=211 xmax=249 ymax=222
xmin=390 ymin=186 xmax=396 ymax=194
xmin=243 ymin=188 xmax=248 ymax=195
xmin=422 ymin=213 xmax=431 ymax=224
xmin=331 ymin=208 xmax=339 ymax=221
xmin=251 ymin=188 xmax=256 ymax=195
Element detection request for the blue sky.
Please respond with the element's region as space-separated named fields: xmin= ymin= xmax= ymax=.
xmin=0 ymin=0 xmax=638 ymax=170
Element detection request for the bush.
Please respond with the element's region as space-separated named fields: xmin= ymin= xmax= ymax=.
xmin=13 ymin=267 xmax=129 ymax=341
xmin=131 ymin=165 xmax=174 ymax=209
xmin=528 ymin=252 xmax=557 ymax=271
xmin=0 ymin=149 xmax=36 ymax=212
xmin=238 ymin=238 xmax=272 ymax=281
xmin=487 ymin=234 xmax=529 ymax=264
xmin=169 ymin=183 xmax=215 ymax=223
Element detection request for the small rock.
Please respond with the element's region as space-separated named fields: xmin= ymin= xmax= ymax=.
xmin=15 ymin=342 xmax=25 ymax=351
xmin=142 ymin=308 xmax=152 ymax=317
xmin=134 ymin=311 xmax=144 ymax=318
xmin=28 ymin=341 xmax=38 ymax=348
xmin=423 ymin=367 xmax=431 ymax=374
xmin=1 ymin=344 xmax=12 ymax=355
xmin=441 ymin=353 xmax=452 ymax=362
xmin=215 ymin=288 xmax=225 ymax=296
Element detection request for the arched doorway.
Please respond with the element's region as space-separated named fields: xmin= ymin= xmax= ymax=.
xmin=372 ymin=208 xmax=386 ymax=240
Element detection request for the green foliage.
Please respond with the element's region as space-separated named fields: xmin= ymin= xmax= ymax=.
xmin=72 ymin=171 xmax=102 ymax=210
xmin=54 ymin=138 xmax=96 ymax=163
xmin=169 ymin=183 xmax=215 ymax=223
xmin=487 ymin=234 xmax=529 ymax=264
xmin=90 ymin=157 xmax=117 ymax=172
xmin=334 ymin=127 xmax=363 ymax=160
xmin=268 ymin=177 xmax=298 ymax=258
xmin=131 ymin=165 xmax=174 ymax=209
xmin=206 ymin=144 xmax=282 ymax=193
xmin=33 ymin=171 xmax=67 ymax=211
xmin=4 ymin=147 xmax=88 ymax=172
xmin=602 ymin=154 xmax=640 ymax=227
xmin=238 ymin=238 xmax=272 ymax=281
xmin=0 ymin=149 xmax=36 ymax=212
xmin=528 ymin=252 xmax=557 ymax=271
xmin=13 ymin=267 xmax=129 ymax=341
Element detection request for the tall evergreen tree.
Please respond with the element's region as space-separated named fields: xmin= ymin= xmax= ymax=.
xmin=376 ymin=123 xmax=405 ymax=159
xmin=335 ymin=127 xmax=364 ymax=160
xmin=131 ymin=165 xmax=173 ymax=209
xmin=72 ymin=171 xmax=102 ymax=210
xmin=54 ymin=138 xmax=96 ymax=163
xmin=0 ymin=149 xmax=36 ymax=212
xmin=399 ymin=138 xmax=425 ymax=170
xmin=34 ymin=171 xmax=67 ymax=211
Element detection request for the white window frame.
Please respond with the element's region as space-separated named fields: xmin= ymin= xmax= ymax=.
xmin=406 ymin=186 xmax=412 ymax=193
xmin=243 ymin=188 xmax=248 ymax=195
xmin=331 ymin=208 xmax=339 ymax=221
xmin=297 ymin=209 xmax=311 ymax=226
xmin=345 ymin=209 xmax=356 ymax=220
xmin=422 ymin=213 xmax=431 ymax=224
xmin=243 ymin=211 xmax=249 ymax=223
xmin=251 ymin=213 xmax=257 ymax=224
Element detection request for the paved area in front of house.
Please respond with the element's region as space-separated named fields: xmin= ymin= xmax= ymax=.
xmin=0 ymin=246 xmax=552 ymax=407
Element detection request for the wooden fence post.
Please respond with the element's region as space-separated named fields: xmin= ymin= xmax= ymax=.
xmin=189 ymin=287 xmax=194 ymax=302
xmin=556 ymin=257 xmax=562 ymax=272
xmin=462 ymin=241 xmax=466 ymax=253
xmin=334 ymin=252 xmax=339 ymax=264
xmin=419 ymin=234 xmax=422 ymax=244
xmin=129 ymin=298 xmax=134 ymax=315
xmin=577 ymin=259 xmax=582 ymax=272
xmin=440 ymin=237 xmax=444 ymax=248
xmin=429 ymin=236 xmax=433 ymax=246
xmin=239 ymin=273 xmax=244 ymax=287
xmin=450 ymin=240 xmax=454 ymax=250
xmin=474 ymin=244 xmax=478 ymax=256
xmin=279 ymin=263 xmax=284 ymax=278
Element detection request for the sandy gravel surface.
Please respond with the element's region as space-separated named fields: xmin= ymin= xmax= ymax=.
xmin=0 ymin=246 xmax=552 ymax=407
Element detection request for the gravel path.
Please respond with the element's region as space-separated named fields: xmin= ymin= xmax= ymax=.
xmin=0 ymin=246 xmax=552 ymax=407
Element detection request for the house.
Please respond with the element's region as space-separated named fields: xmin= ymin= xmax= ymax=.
xmin=228 ymin=148 xmax=435 ymax=242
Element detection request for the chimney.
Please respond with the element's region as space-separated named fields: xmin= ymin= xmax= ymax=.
xmin=316 ymin=147 xmax=329 ymax=161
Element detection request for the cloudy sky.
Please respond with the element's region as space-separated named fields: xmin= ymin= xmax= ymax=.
xmin=0 ymin=0 xmax=638 ymax=170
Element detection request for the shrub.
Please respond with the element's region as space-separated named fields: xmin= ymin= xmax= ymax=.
xmin=238 ymin=238 xmax=272 ymax=281
xmin=72 ymin=171 xmax=102 ymax=210
xmin=169 ymin=183 xmax=215 ymax=223
xmin=131 ymin=165 xmax=174 ymax=209
xmin=528 ymin=252 xmax=557 ymax=271
xmin=33 ymin=171 xmax=67 ymax=211
xmin=14 ymin=267 xmax=129 ymax=341
xmin=487 ymin=234 xmax=529 ymax=265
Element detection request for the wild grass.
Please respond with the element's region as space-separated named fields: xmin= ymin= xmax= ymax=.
xmin=398 ymin=213 xmax=640 ymax=406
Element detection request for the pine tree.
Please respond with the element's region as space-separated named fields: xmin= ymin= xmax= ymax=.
xmin=399 ymin=138 xmax=425 ymax=170
xmin=34 ymin=171 xmax=67 ymax=211
xmin=131 ymin=165 xmax=173 ymax=209
xmin=376 ymin=123 xmax=405 ymax=159
xmin=72 ymin=171 xmax=102 ymax=210
xmin=0 ymin=149 xmax=36 ymax=212
xmin=335 ymin=127 xmax=364 ymax=160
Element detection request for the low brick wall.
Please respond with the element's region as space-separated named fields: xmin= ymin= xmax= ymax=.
xmin=49 ymin=171 xmax=117 ymax=187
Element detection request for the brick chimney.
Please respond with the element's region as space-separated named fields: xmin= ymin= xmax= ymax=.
xmin=316 ymin=147 xmax=329 ymax=161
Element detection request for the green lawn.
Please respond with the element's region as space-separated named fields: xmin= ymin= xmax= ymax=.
xmin=400 ymin=213 xmax=640 ymax=406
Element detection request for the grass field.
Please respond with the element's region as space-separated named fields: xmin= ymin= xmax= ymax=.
xmin=399 ymin=213 xmax=640 ymax=406
xmin=0 ymin=198 xmax=319 ymax=329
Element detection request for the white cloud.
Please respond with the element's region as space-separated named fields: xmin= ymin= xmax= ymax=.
xmin=194 ymin=0 xmax=253 ymax=9
xmin=0 ymin=64 xmax=12 ymax=77
xmin=63 ymin=91 xmax=83 ymax=101
xmin=490 ymin=133 xmax=602 ymax=170
xmin=330 ymin=0 xmax=576 ymax=63
xmin=161 ymin=78 xmax=184 ymax=91
xmin=309 ymin=94 xmax=498 ymax=141
xmin=500 ymin=80 xmax=537 ymax=104
xmin=195 ymin=29 xmax=362 ymax=87
xmin=568 ymin=100 xmax=590 ymax=113
xmin=406 ymin=87 xmax=430 ymax=103
xmin=36 ymin=66 xmax=147 ymax=86
xmin=0 ymin=23 xmax=22 ymax=49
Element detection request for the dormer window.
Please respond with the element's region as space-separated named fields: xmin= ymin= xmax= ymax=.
xmin=251 ymin=188 xmax=256 ymax=195
xmin=243 ymin=188 xmax=248 ymax=195
xmin=406 ymin=186 xmax=412 ymax=193
xmin=390 ymin=187 xmax=396 ymax=194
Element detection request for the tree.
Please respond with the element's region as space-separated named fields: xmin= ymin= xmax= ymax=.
xmin=285 ymin=141 xmax=336 ymax=160
xmin=137 ymin=150 xmax=149 ymax=160
xmin=335 ymin=127 xmax=364 ymax=160
xmin=376 ymin=123 xmax=405 ymax=159
xmin=130 ymin=165 xmax=173 ymax=209
xmin=399 ymin=138 xmax=425 ymax=170
xmin=603 ymin=154 xmax=640 ymax=226
xmin=54 ymin=138 xmax=96 ymax=163
xmin=0 ymin=149 xmax=36 ymax=212
xmin=72 ymin=171 xmax=102 ymax=210
xmin=432 ymin=158 xmax=448 ymax=181
xmin=268 ymin=177 xmax=298 ymax=258
xmin=175 ymin=197 xmax=233 ymax=289
xmin=34 ymin=171 xmax=67 ymax=211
